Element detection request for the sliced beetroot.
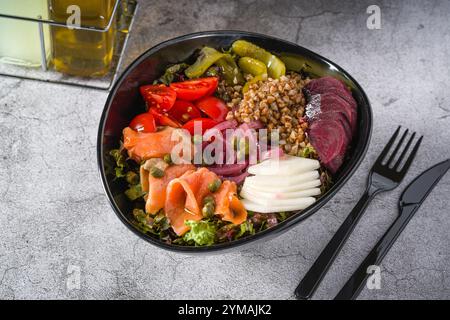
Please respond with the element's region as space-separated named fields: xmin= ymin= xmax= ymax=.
xmin=317 ymin=92 xmax=357 ymax=134
xmin=313 ymin=86 xmax=356 ymax=109
xmin=304 ymin=76 xmax=358 ymax=173
xmin=314 ymin=111 xmax=352 ymax=142
xmin=306 ymin=76 xmax=347 ymax=93
xmin=305 ymin=95 xmax=352 ymax=141
xmin=306 ymin=92 xmax=356 ymax=134
xmin=305 ymin=77 xmax=357 ymax=109
xmin=308 ymin=119 xmax=349 ymax=173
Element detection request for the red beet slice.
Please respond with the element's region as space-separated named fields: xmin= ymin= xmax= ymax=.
xmin=315 ymin=111 xmax=352 ymax=142
xmin=306 ymin=76 xmax=347 ymax=91
xmin=305 ymin=77 xmax=357 ymax=109
xmin=317 ymin=92 xmax=357 ymax=134
xmin=308 ymin=119 xmax=349 ymax=173
xmin=304 ymin=76 xmax=359 ymax=173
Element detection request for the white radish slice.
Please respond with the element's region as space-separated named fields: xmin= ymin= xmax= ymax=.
xmin=251 ymin=154 xmax=299 ymax=165
xmin=241 ymin=197 xmax=316 ymax=213
xmin=244 ymin=170 xmax=319 ymax=187
xmin=241 ymin=194 xmax=316 ymax=206
xmin=240 ymin=186 xmax=321 ymax=201
xmin=248 ymin=156 xmax=320 ymax=176
xmin=243 ymin=179 xmax=321 ymax=193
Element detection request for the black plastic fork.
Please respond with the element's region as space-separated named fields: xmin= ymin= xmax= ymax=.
xmin=295 ymin=126 xmax=422 ymax=300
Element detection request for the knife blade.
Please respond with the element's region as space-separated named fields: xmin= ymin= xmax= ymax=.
xmin=334 ymin=158 xmax=450 ymax=300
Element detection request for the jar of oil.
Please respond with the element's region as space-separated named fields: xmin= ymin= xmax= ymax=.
xmin=49 ymin=0 xmax=116 ymax=77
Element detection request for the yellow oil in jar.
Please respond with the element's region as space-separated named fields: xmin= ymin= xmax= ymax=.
xmin=49 ymin=0 xmax=116 ymax=77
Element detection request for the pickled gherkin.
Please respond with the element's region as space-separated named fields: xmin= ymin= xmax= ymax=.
xmin=239 ymin=57 xmax=268 ymax=93
xmin=185 ymin=47 xmax=224 ymax=79
xmin=238 ymin=57 xmax=267 ymax=76
xmin=184 ymin=47 xmax=244 ymax=85
xmin=215 ymin=54 xmax=244 ymax=85
xmin=231 ymin=40 xmax=286 ymax=79
xmin=279 ymin=55 xmax=311 ymax=73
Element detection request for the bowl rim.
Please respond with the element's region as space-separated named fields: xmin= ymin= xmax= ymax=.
xmin=97 ymin=30 xmax=373 ymax=253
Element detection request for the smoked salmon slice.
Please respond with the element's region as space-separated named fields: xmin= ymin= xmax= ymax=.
xmin=123 ymin=126 xmax=192 ymax=163
xmin=214 ymin=180 xmax=247 ymax=225
xmin=140 ymin=163 xmax=195 ymax=214
xmin=165 ymin=168 xmax=219 ymax=236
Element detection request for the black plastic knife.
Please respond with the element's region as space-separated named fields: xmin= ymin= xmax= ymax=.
xmin=334 ymin=158 xmax=450 ymax=300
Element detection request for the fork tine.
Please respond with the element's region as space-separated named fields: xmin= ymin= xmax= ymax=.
xmin=397 ymin=135 xmax=423 ymax=175
xmin=375 ymin=126 xmax=401 ymax=165
xmin=393 ymin=132 xmax=416 ymax=170
xmin=386 ymin=129 xmax=409 ymax=167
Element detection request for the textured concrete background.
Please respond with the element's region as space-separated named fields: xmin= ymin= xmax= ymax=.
xmin=0 ymin=0 xmax=449 ymax=300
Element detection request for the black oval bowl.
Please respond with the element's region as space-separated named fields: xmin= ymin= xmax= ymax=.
xmin=97 ymin=31 xmax=372 ymax=254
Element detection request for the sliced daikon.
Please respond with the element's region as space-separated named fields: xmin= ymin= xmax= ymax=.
xmin=240 ymin=186 xmax=321 ymax=201
xmin=240 ymin=154 xmax=323 ymax=212
xmin=240 ymin=195 xmax=316 ymax=206
xmin=241 ymin=197 xmax=316 ymax=213
xmin=243 ymin=179 xmax=321 ymax=193
xmin=244 ymin=170 xmax=319 ymax=187
xmin=248 ymin=156 xmax=320 ymax=176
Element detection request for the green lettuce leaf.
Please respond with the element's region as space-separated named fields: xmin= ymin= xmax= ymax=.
xmin=235 ymin=220 xmax=255 ymax=239
xmin=183 ymin=220 xmax=217 ymax=246
xmin=109 ymin=149 xmax=128 ymax=178
xmin=125 ymin=184 xmax=145 ymax=201
xmin=155 ymin=63 xmax=190 ymax=85
xmin=299 ymin=145 xmax=317 ymax=158
xmin=132 ymin=209 xmax=170 ymax=237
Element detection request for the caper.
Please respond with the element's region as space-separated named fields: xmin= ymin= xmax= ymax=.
xmin=150 ymin=166 xmax=164 ymax=178
xmin=202 ymin=202 xmax=215 ymax=218
xmin=125 ymin=171 xmax=139 ymax=185
xmin=203 ymin=195 xmax=215 ymax=206
xmin=163 ymin=154 xmax=172 ymax=165
xmin=208 ymin=179 xmax=222 ymax=193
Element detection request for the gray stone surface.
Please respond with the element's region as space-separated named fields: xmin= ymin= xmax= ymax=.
xmin=0 ymin=0 xmax=449 ymax=300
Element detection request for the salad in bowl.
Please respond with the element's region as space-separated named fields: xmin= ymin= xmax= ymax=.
xmin=105 ymin=37 xmax=360 ymax=248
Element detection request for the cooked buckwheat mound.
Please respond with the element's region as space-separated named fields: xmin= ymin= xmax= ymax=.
xmin=226 ymin=73 xmax=314 ymax=156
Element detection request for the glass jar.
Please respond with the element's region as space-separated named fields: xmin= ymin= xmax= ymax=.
xmin=49 ymin=0 xmax=116 ymax=77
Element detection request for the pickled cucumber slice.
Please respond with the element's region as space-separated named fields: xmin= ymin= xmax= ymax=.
xmin=238 ymin=57 xmax=267 ymax=76
xmin=232 ymin=40 xmax=286 ymax=79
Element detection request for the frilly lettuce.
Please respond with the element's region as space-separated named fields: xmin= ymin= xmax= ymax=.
xmin=155 ymin=63 xmax=189 ymax=86
xmin=299 ymin=144 xmax=317 ymax=159
xmin=109 ymin=149 xmax=127 ymax=178
xmin=125 ymin=184 xmax=145 ymax=201
xmin=183 ymin=220 xmax=217 ymax=246
xmin=235 ymin=220 xmax=255 ymax=239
